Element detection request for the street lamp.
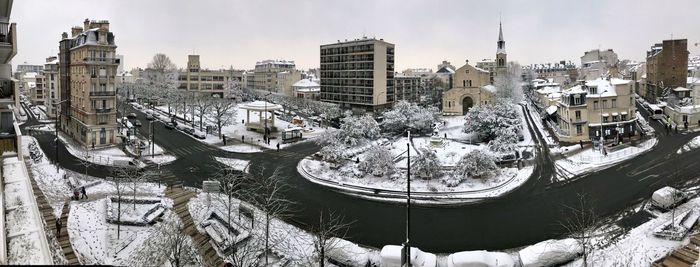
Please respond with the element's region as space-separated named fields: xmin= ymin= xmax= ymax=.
xmin=264 ymin=92 xmax=272 ymax=143
xmin=598 ymin=89 xmax=608 ymax=154
xmin=404 ymin=130 xmax=412 ymax=267
xmin=55 ymin=99 xmax=70 ymax=173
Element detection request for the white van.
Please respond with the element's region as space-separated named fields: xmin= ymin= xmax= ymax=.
xmin=380 ymin=245 xmax=437 ymax=267
xmin=652 ymin=186 xmax=686 ymax=210
xmin=648 ymin=104 xmax=664 ymax=120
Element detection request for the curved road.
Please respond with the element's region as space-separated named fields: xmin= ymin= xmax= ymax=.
xmin=22 ymin=101 xmax=700 ymax=253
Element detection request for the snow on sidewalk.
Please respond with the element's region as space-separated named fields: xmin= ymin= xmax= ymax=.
xmin=57 ymin=132 xmax=132 ymax=166
xmin=677 ymin=135 xmax=700 ymax=154
xmin=214 ymin=157 xmax=250 ymax=173
xmin=555 ymin=138 xmax=657 ymax=177
xmin=2 ymin=154 xmax=53 ymax=264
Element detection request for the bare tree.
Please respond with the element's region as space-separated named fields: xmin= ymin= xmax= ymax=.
xmin=310 ymin=211 xmax=353 ymax=267
xmin=148 ymin=53 xmax=177 ymax=72
xmin=144 ymin=53 xmax=178 ymax=113
xmin=248 ymin=166 xmax=294 ymax=265
xmin=560 ymin=193 xmax=603 ymax=266
xmin=132 ymin=212 xmax=201 ymax=267
xmin=77 ymin=150 xmax=93 ymax=180
xmin=193 ymin=94 xmax=213 ymax=132
xmin=213 ymin=166 xmax=251 ymax=237
xmin=211 ymin=98 xmax=237 ymax=139
xmin=110 ymin=166 xmax=136 ymax=239
xmin=226 ymin=238 xmax=263 ymax=267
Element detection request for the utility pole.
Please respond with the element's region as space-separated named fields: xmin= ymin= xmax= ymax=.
xmin=403 ymin=131 xmax=412 ymax=267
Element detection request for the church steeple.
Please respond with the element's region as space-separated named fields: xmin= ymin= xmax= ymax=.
xmin=497 ymin=21 xmax=506 ymax=54
xmin=496 ymin=20 xmax=507 ymax=69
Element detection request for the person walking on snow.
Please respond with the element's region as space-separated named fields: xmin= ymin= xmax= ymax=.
xmin=80 ymin=186 xmax=87 ymax=199
xmin=55 ymin=218 xmax=61 ymax=237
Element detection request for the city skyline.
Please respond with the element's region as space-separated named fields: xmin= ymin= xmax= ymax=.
xmin=11 ymin=0 xmax=700 ymax=71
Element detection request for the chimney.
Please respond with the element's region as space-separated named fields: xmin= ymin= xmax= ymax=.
xmin=61 ymin=32 xmax=68 ymax=39
xmin=83 ymin=18 xmax=90 ymax=30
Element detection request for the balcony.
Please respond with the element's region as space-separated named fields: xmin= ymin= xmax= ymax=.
xmin=0 ymin=22 xmax=16 ymax=64
xmin=95 ymin=107 xmax=112 ymax=113
xmin=83 ymin=57 xmax=120 ymax=65
xmin=89 ymin=91 xmax=116 ymax=97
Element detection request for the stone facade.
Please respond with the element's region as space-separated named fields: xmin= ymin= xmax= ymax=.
xmin=645 ymin=39 xmax=689 ymax=103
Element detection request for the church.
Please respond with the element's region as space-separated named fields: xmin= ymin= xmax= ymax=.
xmin=442 ymin=22 xmax=508 ymax=115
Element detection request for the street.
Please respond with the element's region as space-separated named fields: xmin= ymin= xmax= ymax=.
xmin=22 ymin=101 xmax=700 ymax=253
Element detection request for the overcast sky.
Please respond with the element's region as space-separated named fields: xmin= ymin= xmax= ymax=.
xmin=11 ymin=0 xmax=700 ymax=71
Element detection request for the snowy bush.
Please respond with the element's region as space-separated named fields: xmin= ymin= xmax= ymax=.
xmin=411 ymin=148 xmax=441 ymax=180
xmin=332 ymin=115 xmax=380 ymax=146
xmin=357 ymin=145 xmax=395 ymax=177
xmin=463 ymin=100 xmax=521 ymax=142
xmin=455 ymin=149 xmax=498 ymax=179
xmin=318 ymin=144 xmax=345 ymax=163
xmin=381 ymin=101 xmax=440 ymax=135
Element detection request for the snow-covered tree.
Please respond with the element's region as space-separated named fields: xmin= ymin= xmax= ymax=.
xmin=411 ymin=148 xmax=441 ymax=180
xmin=488 ymin=126 xmax=520 ymax=155
xmin=131 ymin=213 xmax=200 ymax=267
xmin=357 ymin=145 xmax=395 ymax=177
xmin=455 ymin=149 xmax=498 ymax=179
xmin=381 ymin=101 xmax=440 ymax=135
xmin=143 ymin=53 xmax=178 ymax=111
xmin=494 ymin=62 xmax=524 ymax=103
xmin=210 ymin=98 xmax=237 ymax=139
xmin=192 ymin=94 xmax=213 ymax=132
xmin=463 ymin=100 xmax=521 ymax=142
xmin=337 ymin=115 xmax=380 ymax=146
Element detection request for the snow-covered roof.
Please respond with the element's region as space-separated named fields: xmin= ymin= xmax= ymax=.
xmin=584 ymin=77 xmax=631 ymax=97
xmin=474 ymin=66 xmax=490 ymax=73
xmin=239 ymin=101 xmax=283 ymax=111
xmin=295 ymin=87 xmax=320 ymax=93
xmin=436 ymin=66 xmax=455 ymax=74
xmin=23 ymin=72 xmax=38 ymax=79
xmin=564 ymin=85 xmax=587 ymax=95
xmin=546 ymin=106 xmax=557 ymax=115
xmin=536 ymin=86 xmax=561 ymax=95
xmin=673 ymin=87 xmax=691 ymax=92
xmin=292 ymin=79 xmax=320 ymax=88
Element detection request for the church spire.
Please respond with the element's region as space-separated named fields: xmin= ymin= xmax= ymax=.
xmin=498 ymin=21 xmax=504 ymax=42
xmin=497 ymin=20 xmax=506 ymax=55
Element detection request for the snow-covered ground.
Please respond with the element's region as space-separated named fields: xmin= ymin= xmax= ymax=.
xmin=555 ymin=138 xmax=657 ymax=177
xmin=57 ymin=132 xmax=132 ymax=166
xmin=124 ymin=139 xmax=176 ymax=165
xmin=214 ymin=157 xmax=250 ymax=173
xmin=150 ymin=102 xmax=328 ymax=151
xmin=569 ymin=197 xmax=700 ymax=266
xmin=677 ymin=135 xmax=700 ymax=154
xmin=2 ymin=154 xmax=52 ymax=264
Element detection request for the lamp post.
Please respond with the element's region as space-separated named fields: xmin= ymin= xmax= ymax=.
xmin=403 ymin=131 xmax=412 ymax=267
xmin=55 ymin=99 xmax=70 ymax=173
xmin=598 ymin=89 xmax=608 ymax=154
xmin=264 ymin=92 xmax=272 ymax=143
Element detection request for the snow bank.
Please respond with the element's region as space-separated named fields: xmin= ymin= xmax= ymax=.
xmin=214 ymin=157 xmax=250 ymax=173
xmin=677 ymin=135 xmax=700 ymax=154
xmin=519 ymin=238 xmax=581 ymax=267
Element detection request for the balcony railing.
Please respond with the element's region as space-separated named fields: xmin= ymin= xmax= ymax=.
xmin=0 ymin=22 xmax=9 ymax=43
xmin=95 ymin=108 xmax=112 ymax=113
xmin=89 ymin=91 xmax=116 ymax=97
xmin=83 ymin=57 xmax=120 ymax=64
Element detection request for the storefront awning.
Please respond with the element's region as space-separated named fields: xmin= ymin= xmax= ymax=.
xmin=602 ymin=113 xmax=609 ymax=117
xmin=612 ymin=112 xmax=619 ymax=116
xmin=620 ymin=111 xmax=628 ymax=115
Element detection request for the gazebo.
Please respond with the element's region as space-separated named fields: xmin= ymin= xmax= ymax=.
xmin=239 ymin=101 xmax=283 ymax=132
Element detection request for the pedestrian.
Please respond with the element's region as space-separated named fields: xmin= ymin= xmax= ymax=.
xmin=685 ymin=121 xmax=689 ymax=130
xmin=579 ymin=140 xmax=583 ymax=148
xmin=55 ymin=218 xmax=61 ymax=237
xmin=73 ymin=190 xmax=79 ymax=200
xmin=675 ymin=125 xmax=678 ymax=134
xmin=276 ymin=142 xmax=280 ymax=152
xmin=444 ymin=133 xmax=447 ymax=139
xmin=603 ymin=147 xmax=608 ymax=156
xmin=80 ymin=186 xmax=87 ymax=199
xmin=223 ymin=135 xmax=227 ymax=146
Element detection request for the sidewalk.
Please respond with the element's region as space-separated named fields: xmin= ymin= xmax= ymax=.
xmin=555 ymin=137 xmax=658 ymax=177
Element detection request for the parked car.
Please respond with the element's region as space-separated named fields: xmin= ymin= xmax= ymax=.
xmin=175 ymin=123 xmax=188 ymax=131
xmin=652 ymin=186 xmax=687 ymax=210
xmin=164 ymin=122 xmax=175 ymax=129
xmin=518 ymin=238 xmax=581 ymax=267
xmin=447 ymin=250 xmax=516 ymax=267
xmin=146 ymin=114 xmax=154 ymax=120
xmin=326 ymin=237 xmax=370 ymax=267
xmin=380 ymin=245 xmax=437 ymax=267
xmin=192 ymin=130 xmax=206 ymax=139
xmin=133 ymin=120 xmax=142 ymax=127
xmin=183 ymin=127 xmax=195 ymax=135
xmin=127 ymin=112 xmax=137 ymax=119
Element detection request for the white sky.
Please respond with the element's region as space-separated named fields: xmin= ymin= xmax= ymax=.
xmin=10 ymin=0 xmax=700 ymax=71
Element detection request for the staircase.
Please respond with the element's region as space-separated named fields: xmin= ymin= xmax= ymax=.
xmin=28 ymin=172 xmax=79 ymax=265
xmin=652 ymin=234 xmax=700 ymax=266
xmin=165 ymin=187 xmax=224 ymax=267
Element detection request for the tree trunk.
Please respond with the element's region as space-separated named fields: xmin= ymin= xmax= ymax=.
xmin=265 ymin=213 xmax=270 ymax=266
xmin=199 ymin=114 xmax=204 ymax=132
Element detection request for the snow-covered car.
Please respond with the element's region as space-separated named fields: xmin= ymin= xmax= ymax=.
xmin=380 ymin=245 xmax=437 ymax=267
xmin=518 ymin=238 xmax=582 ymax=267
xmin=183 ymin=127 xmax=195 ymax=135
xmin=175 ymin=123 xmax=189 ymax=131
xmin=164 ymin=122 xmax=175 ymax=129
xmin=652 ymin=186 xmax=687 ymax=210
xmin=192 ymin=130 xmax=206 ymax=139
xmin=146 ymin=114 xmax=154 ymax=120
xmin=133 ymin=120 xmax=142 ymax=127
xmin=127 ymin=112 xmax=137 ymax=119
xmin=447 ymin=250 xmax=515 ymax=267
xmin=325 ymin=237 xmax=370 ymax=267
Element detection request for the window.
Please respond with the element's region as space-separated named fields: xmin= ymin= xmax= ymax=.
xmin=462 ymin=80 xmax=466 ymax=87
xmin=602 ymin=100 xmax=608 ymax=108
xmin=593 ymin=101 xmax=599 ymax=109
xmin=621 ymin=114 xmax=628 ymax=121
xmin=603 ymin=115 xmax=609 ymax=123
xmin=574 ymin=96 xmax=582 ymax=105
xmin=575 ymin=111 xmax=581 ymax=120
xmin=576 ymin=125 xmax=582 ymax=134
xmin=611 ymin=99 xmax=616 ymax=108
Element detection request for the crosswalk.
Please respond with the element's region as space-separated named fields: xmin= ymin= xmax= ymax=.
xmin=166 ymin=144 xmax=213 ymax=157
xmin=152 ymin=167 xmax=180 ymax=187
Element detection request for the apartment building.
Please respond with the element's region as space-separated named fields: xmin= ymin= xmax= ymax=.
xmin=247 ymin=59 xmax=296 ymax=92
xmin=58 ymin=19 xmax=119 ymax=148
xmin=644 ymin=39 xmax=689 ymax=103
xmin=177 ymin=55 xmax=243 ymax=97
xmin=43 ymin=56 xmax=59 ymax=117
xmin=0 ymin=0 xmax=18 ymax=154
xmin=394 ymin=74 xmax=421 ymax=102
xmin=320 ymin=37 xmax=395 ymax=112
xmin=553 ymin=78 xmax=636 ymax=143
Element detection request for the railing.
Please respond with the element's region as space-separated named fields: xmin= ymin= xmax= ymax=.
xmin=89 ymin=91 xmax=116 ymax=97
xmin=0 ymin=22 xmax=9 ymax=43
xmin=83 ymin=57 xmax=120 ymax=64
xmin=95 ymin=108 xmax=112 ymax=113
